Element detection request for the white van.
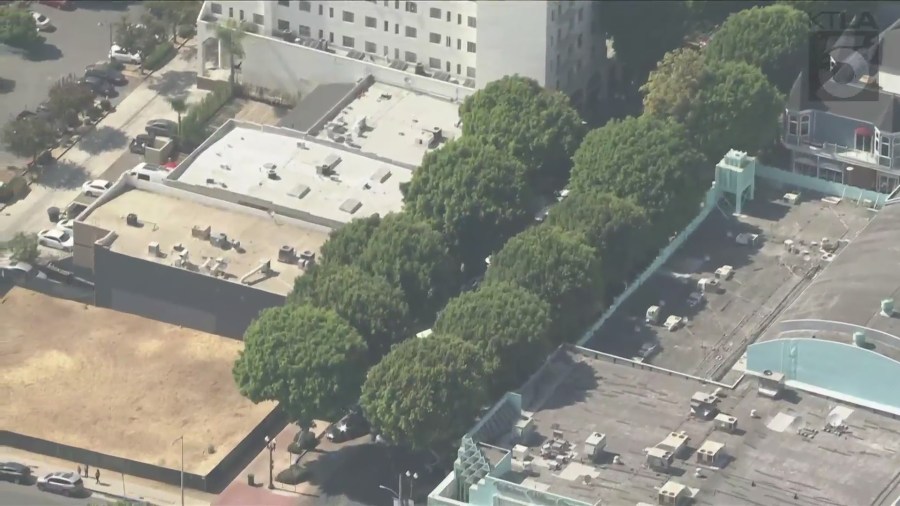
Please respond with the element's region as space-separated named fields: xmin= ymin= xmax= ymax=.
xmin=128 ymin=162 xmax=168 ymax=183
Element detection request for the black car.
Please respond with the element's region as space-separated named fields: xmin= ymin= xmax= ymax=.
xmin=327 ymin=410 xmax=370 ymax=443
xmin=129 ymin=133 xmax=155 ymax=154
xmin=84 ymin=64 xmax=127 ymax=86
xmin=80 ymin=76 xmax=116 ymax=97
xmin=0 ymin=462 xmax=32 ymax=484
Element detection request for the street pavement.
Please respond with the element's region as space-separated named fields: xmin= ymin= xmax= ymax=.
xmin=0 ymin=481 xmax=109 ymax=506
xmin=0 ymin=38 xmax=208 ymax=243
xmin=0 ymin=1 xmax=146 ymax=167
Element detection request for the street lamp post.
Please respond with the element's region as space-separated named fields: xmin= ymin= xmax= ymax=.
xmin=264 ymin=435 xmax=277 ymax=490
xmin=404 ymin=470 xmax=418 ymax=506
xmin=171 ymin=436 xmax=184 ymax=506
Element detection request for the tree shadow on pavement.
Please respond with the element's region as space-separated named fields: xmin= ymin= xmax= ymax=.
xmin=148 ymin=70 xmax=198 ymax=98
xmin=72 ymin=0 xmax=133 ymax=10
xmin=25 ymin=43 xmax=63 ymax=62
xmin=38 ymin=160 xmax=89 ymax=190
xmin=78 ymin=126 xmax=128 ymax=155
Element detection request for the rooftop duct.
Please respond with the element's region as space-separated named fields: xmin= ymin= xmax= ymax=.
xmin=853 ymin=331 xmax=867 ymax=347
xmin=882 ymin=298 xmax=895 ymax=317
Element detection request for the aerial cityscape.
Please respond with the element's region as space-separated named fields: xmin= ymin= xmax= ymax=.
xmin=2 ymin=1 xmax=900 ymax=506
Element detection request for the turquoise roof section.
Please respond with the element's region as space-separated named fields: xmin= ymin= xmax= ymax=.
xmin=747 ymin=338 xmax=900 ymax=415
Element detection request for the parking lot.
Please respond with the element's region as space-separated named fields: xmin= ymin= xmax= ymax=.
xmin=586 ymin=185 xmax=875 ymax=380
xmin=0 ymin=1 xmax=146 ymax=167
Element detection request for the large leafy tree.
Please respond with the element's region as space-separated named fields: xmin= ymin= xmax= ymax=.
xmin=706 ymin=4 xmax=810 ymax=92
xmin=2 ymin=117 xmax=57 ymax=165
xmin=597 ymin=1 xmax=690 ymax=85
xmin=434 ymin=283 xmax=552 ymax=397
xmin=777 ymin=0 xmax=876 ymax=18
xmin=233 ymin=305 xmax=368 ymax=427
xmin=458 ymin=76 xmax=585 ymax=192
xmin=47 ymin=75 xmax=95 ymax=126
xmin=216 ymin=18 xmax=248 ymax=85
xmin=287 ymin=264 xmax=412 ymax=362
xmin=685 ymin=1 xmax=769 ymax=32
xmin=361 ymin=337 xmax=488 ymax=451
xmin=545 ymin=190 xmax=652 ymax=297
xmin=570 ymin=116 xmax=708 ymax=237
xmin=319 ymin=214 xmax=382 ymax=267
xmin=685 ymin=60 xmax=783 ymax=163
xmin=146 ymin=0 xmax=202 ymax=42
xmin=641 ymin=48 xmax=709 ymax=119
xmin=359 ymin=213 xmax=459 ymax=324
xmin=0 ymin=6 xmax=42 ymax=50
xmin=403 ymin=138 xmax=533 ymax=271
xmin=485 ymin=226 xmax=602 ymax=342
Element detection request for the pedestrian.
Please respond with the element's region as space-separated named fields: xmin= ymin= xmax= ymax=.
xmin=84 ymin=463 xmax=89 ymax=477
xmin=77 ymin=465 xmax=82 ymax=477
xmin=95 ymin=468 xmax=100 ymax=484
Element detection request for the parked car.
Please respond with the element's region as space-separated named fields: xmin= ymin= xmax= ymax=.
xmin=145 ymin=119 xmax=178 ymax=138
xmin=108 ymin=44 xmax=142 ymax=64
xmin=0 ymin=260 xmax=48 ymax=284
xmin=129 ymin=133 xmax=155 ymax=154
xmin=31 ymin=11 xmax=52 ymax=31
xmin=55 ymin=218 xmax=74 ymax=235
xmin=80 ymin=76 xmax=116 ymax=97
xmin=82 ymin=179 xmax=112 ymax=197
xmin=36 ymin=472 xmax=84 ymax=496
xmin=37 ymin=229 xmax=73 ymax=251
xmin=327 ymin=409 xmax=370 ymax=443
xmin=635 ymin=341 xmax=660 ymax=363
xmin=0 ymin=462 xmax=32 ymax=484
xmin=84 ymin=64 xmax=127 ymax=86
xmin=38 ymin=0 xmax=72 ymax=9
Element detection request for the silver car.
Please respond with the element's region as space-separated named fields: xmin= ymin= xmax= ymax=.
xmin=36 ymin=471 xmax=84 ymax=496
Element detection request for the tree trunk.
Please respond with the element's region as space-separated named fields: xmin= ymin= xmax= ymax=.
xmin=228 ymin=51 xmax=235 ymax=85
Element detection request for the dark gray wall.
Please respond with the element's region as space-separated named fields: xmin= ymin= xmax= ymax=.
xmin=93 ymin=248 xmax=286 ymax=339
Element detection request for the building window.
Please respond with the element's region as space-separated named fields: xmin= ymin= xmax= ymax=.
xmin=457 ymin=63 xmax=461 ymax=74
xmin=329 ymin=7 xmax=334 ymax=18
xmin=457 ymin=39 xmax=461 ymax=50
xmin=299 ymin=1 xmax=311 ymax=12
xmin=277 ymin=19 xmax=290 ymax=31
xmin=366 ymin=16 xmax=376 ymax=28
xmin=445 ymin=61 xmax=450 ymax=72
xmin=430 ymin=7 xmax=441 ymax=19
xmin=277 ymin=0 xmax=289 ymax=5
xmin=395 ymin=0 xmax=399 ymax=8
xmin=329 ymin=32 xmax=334 ymax=43
xmin=395 ymin=23 xmax=399 ymax=34
xmin=298 ymin=24 xmax=311 ymax=36
xmin=253 ymin=13 xmax=264 ymax=25
xmin=384 ymin=20 xmax=389 ymax=31
xmin=318 ymin=4 xmax=323 ymax=15
xmin=343 ymin=36 xmax=355 ymax=48
xmin=577 ymin=34 xmax=582 ymax=48
xmin=406 ymin=2 xmax=417 ymax=13
xmin=882 ymin=138 xmax=892 ymax=158
xmin=318 ymin=29 xmax=323 ymax=38
xmin=228 ymin=7 xmax=233 ymax=17
xmin=365 ymin=41 xmax=376 ymax=53
xmin=404 ymin=51 xmax=417 ymax=62
xmin=788 ymin=116 xmax=798 ymax=135
xmin=577 ymin=7 xmax=583 ymax=22
xmin=467 ymin=41 xmax=476 ymax=53
xmin=458 ymin=13 xmax=462 ymax=24
xmin=446 ymin=10 xmax=451 ymax=22
xmin=343 ymin=10 xmax=355 ymax=22
xmin=467 ymin=66 xmax=476 ymax=78
xmin=446 ymin=35 xmax=451 ymax=47
xmin=429 ymin=57 xmax=441 ymax=69
xmin=239 ymin=9 xmax=244 ymax=20
xmin=210 ymin=3 xmax=222 ymax=14
xmin=467 ymin=16 xmax=476 ymax=28
xmin=819 ymin=166 xmax=843 ymax=183
xmin=799 ymin=115 xmax=810 ymax=136
xmin=429 ymin=32 xmax=441 ymax=44
xmin=405 ymin=26 xmax=417 ymax=38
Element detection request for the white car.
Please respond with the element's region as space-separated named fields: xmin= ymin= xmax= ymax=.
xmin=56 ymin=218 xmax=74 ymax=235
xmin=109 ymin=44 xmax=142 ymax=64
xmin=31 ymin=11 xmax=52 ymax=31
xmin=82 ymin=179 xmax=112 ymax=197
xmin=37 ymin=229 xmax=74 ymax=252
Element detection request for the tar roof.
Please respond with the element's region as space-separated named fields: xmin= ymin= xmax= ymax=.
xmin=174 ymin=124 xmax=411 ymax=226
xmin=83 ymin=188 xmax=330 ymax=296
xmin=487 ymin=349 xmax=900 ymax=506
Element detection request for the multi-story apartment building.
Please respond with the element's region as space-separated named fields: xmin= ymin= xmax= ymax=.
xmin=197 ymin=1 xmax=614 ymax=108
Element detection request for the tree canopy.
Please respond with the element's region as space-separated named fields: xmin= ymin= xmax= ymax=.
xmin=458 ymin=76 xmax=585 ymax=192
xmin=570 ymin=116 xmax=708 ymax=237
xmin=360 ymin=336 xmax=488 ymax=451
xmin=685 ymin=1 xmax=768 ymax=32
xmin=434 ymin=282 xmax=552 ymax=397
xmin=0 ymin=6 xmax=42 ymax=50
xmin=287 ymin=264 xmax=412 ymax=362
xmin=706 ymin=4 xmax=810 ymax=92
xmin=233 ymin=305 xmax=368 ymax=427
xmin=403 ymin=137 xmax=533 ymax=271
xmin=641 ymin=47 xmax=709 ymax=119
xmin=4 ymin=232 xmax=39 ymax=263
xmin=48 ymin=75 xmax=95 ymax=125
xmin=359 ymin=213 xmax=458 ymax=324
xmin=545 ymin=190 xmax=652 ymax=297
xmin=2 ymin=116 xmax=57 ymax=164
xmin=319 ymin=214 xmax=382 ymax=267
xmin=485 ymin=226 xmax=601 ymax=342
xmin=146 ymin=0 xmax=202 ymax=41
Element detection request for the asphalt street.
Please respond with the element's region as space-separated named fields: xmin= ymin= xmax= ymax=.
xmin=0 ymin=481 xmax=109 ymax=506
xmin=0 ymin=0 xmax=146 ymax=167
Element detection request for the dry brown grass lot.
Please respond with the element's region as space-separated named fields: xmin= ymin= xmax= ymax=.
xmin=0 ymin=287 xmax=276 ymax=474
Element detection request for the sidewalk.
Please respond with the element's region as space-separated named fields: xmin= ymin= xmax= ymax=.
xmin=0 ymin=446 xmax=215 ymax=506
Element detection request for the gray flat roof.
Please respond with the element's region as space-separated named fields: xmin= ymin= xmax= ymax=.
xmin=174 ymin=125 xmax=411 ymax=225
xmin=491 ymin=350 xmax=900 ymax=506
xmin=278 ymin=82 xmax=356 ymax=132
xmin=586 ymin=189 xmax=874 ymax=380
xmin=316 ymin=82 xmax=462 ymax=167
xmin=83 ymin=188 xmax=329 ymax=296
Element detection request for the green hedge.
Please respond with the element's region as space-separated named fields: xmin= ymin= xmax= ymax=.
xmin=143 ymin=41 xmax=176 ymax=72
xmin=179 ymin=82 xmax=234 ymax=150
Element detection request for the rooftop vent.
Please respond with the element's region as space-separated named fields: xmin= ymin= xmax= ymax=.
xmin=191 ymin=225 xmax=211 ymax=240
xmin=853 ymin=331 xmax=867 ymax=347
xmin=278 ymin=246 xmax=296 ymax=263
xmin=316 ymin=154 xmax=342 ymax=175
xmin=340 ymin=199 xmax=362 ymax=214
xmin=148 ymin=241 xmax=160 ymax=257
xmin=288 ymin=184 xmax=311 ymax=199
xmin=371 ymin=167 xmax=392 ymax=184
xmin=211 ymin=233 xmax=230 ymax=249
xmin=882 ymin=298 xmax=894 ymax=317
xmin=126 ymin=213 xmax=139 ymax=227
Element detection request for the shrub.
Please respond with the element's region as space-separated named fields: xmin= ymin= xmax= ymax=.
xmin=179 ymin=81 xmax=233 ymax=150
xmin=275 ymin=465 xmax=312 ymax=485
xmin=143 ymin=41 xmax=176 ymax=72
xmin=177 ymin=24 xmax=196 ymax=39
xmin=287 ymin=430 xmax=318 ymax=454
xmin=99 ymin=99 xmax=112 ymax=111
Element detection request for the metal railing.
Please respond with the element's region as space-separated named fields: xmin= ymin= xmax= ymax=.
xmin=783 ymin=135 xmax=895 ymax=169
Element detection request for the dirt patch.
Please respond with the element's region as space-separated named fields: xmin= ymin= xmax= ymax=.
xmin=0 ymin=287 xmax=275 ymax=474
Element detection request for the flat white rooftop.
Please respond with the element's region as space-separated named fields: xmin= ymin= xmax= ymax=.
xmin=175 ymin=125 xmax=412 ymax=226
xmin=84 ymin=189 xmax=330 ymax=296
xmin=317 ymin=82 xmax=462 ymax=167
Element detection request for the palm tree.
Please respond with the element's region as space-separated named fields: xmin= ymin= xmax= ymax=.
xmin=215 ymin=19 xmax=246 ymax=86
xmin=167 ymin=96 xmax=188 ymax=134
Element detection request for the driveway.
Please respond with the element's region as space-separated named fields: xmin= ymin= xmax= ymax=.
xmin=0 ymin=39 xmax=208 ymax=242
xmin=0 ymin=1 xmax=146 ymax=167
